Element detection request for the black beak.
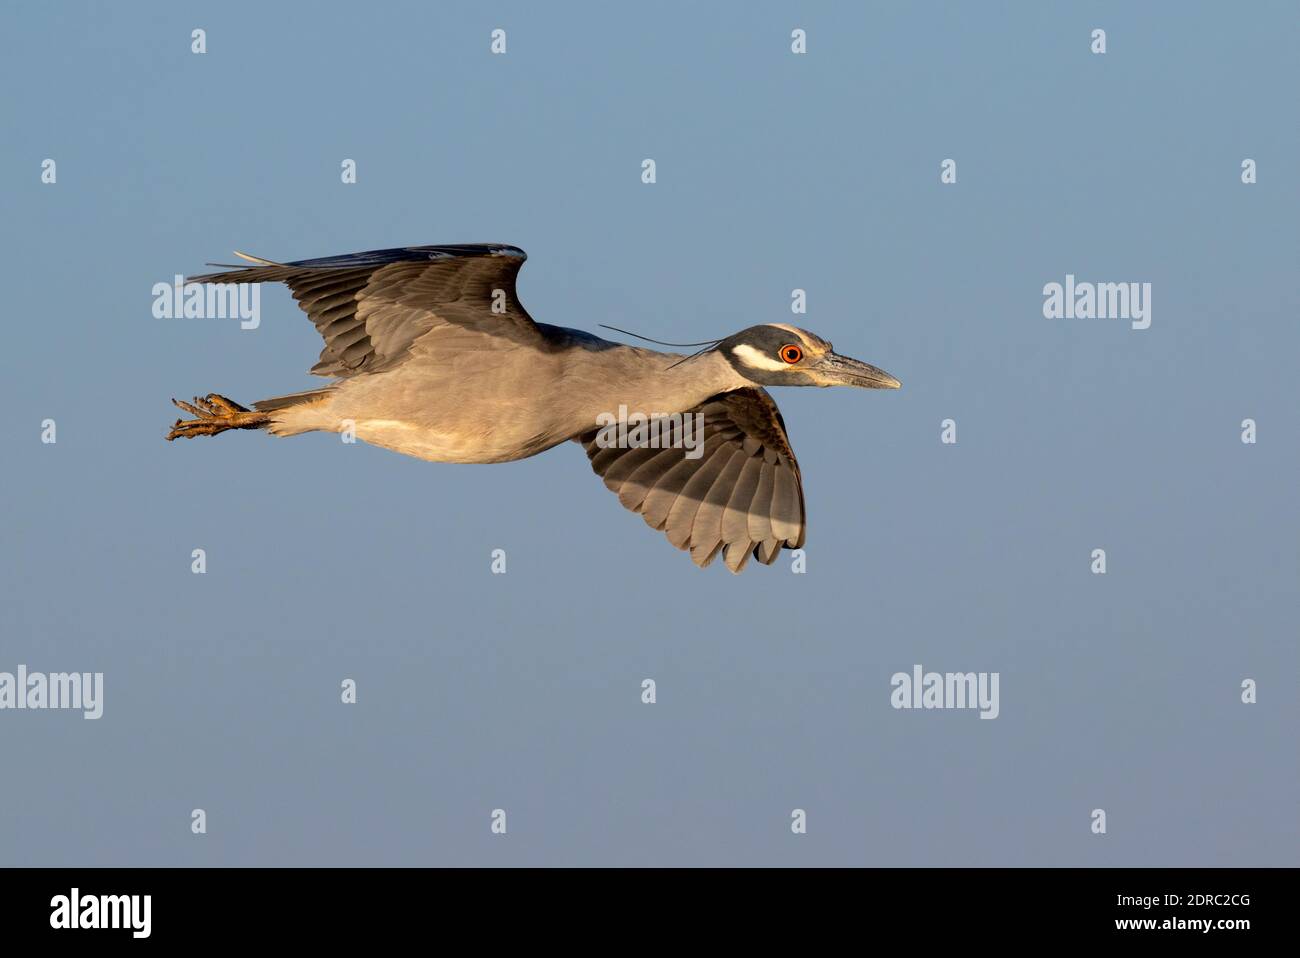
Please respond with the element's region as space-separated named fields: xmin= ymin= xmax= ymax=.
xmin=815 ymin=352 xmax=901 ymax=389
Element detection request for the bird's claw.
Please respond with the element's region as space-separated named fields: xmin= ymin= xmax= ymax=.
xmin=166 ymin=393 xmax=261 ymax=440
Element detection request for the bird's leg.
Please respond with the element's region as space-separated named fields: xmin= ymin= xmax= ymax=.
xmin=166 ymin=393 xmax=270 ymax=441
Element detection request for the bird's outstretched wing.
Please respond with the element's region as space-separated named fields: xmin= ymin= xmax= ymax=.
xmin=188 ymin=245 xmax=542 ymax=378
xmin=579 ymin=387 xmax=806 ymax=573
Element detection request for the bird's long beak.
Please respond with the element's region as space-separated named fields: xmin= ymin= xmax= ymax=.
xmin=814 ymin=352 xmax=901 ymax=389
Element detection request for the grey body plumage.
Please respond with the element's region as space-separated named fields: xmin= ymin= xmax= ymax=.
xmin=167 ymin=244 xmax=900 ymax=572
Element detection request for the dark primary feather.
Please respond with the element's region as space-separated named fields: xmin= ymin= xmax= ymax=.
xmin=187 ymin=245 xmax=542 ymax=378
xmin=580 ymin=387 xmax=806 ymax=572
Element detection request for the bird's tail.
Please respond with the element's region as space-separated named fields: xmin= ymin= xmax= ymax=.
xmin=165 ymin=388 xmax=333 ymax=441
xmin=251 ymin=387 xmax=334 ymax=413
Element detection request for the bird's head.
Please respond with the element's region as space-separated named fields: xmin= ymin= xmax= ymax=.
xmin=716 ymin=324 xmax=901 ymax=390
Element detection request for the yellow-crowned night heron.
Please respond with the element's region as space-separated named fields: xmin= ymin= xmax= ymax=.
xmin=166 ymin=245 xmax=900 ymax=572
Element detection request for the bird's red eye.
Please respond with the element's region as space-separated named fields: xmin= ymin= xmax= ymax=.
xmin=780 ymin=344 xmax=803 ymax=364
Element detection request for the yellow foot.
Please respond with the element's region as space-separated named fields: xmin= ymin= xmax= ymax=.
xmin=166 ymin=394 xmax=269 ymax=441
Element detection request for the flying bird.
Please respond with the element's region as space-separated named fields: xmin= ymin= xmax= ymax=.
xmin=166 ymin=245 xmax=900 ymax=572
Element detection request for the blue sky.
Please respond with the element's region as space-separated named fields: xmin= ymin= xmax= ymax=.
xmin=0 ymin=1 xmax=1295 ymax=865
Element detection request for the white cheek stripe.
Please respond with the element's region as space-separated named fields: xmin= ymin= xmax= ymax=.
xmin=731 ymin=343 xmax=791 ymax=371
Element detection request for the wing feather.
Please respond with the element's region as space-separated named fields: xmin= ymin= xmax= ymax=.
xmin=579 ymin=387 xmax=806 ymax=573
xmin=187 ymin=245 xmax=541 ymax=378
